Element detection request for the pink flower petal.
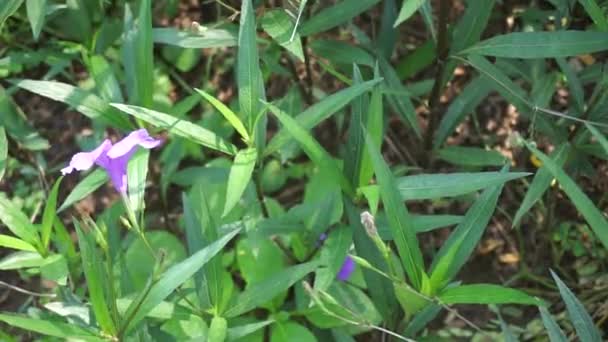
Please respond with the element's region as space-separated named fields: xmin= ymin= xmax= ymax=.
xmin=61 ymin=139 xmax=112 ymax=175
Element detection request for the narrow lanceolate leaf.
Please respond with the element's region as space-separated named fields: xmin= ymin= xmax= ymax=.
xmin=379 ymin=58 xmax=421 ymax=137
xmin=300 ymin=0 xmax=380 ymax=36
xmin=26 ymin=0 xmax=46 ymax=40
xmin=0 ymin=314 xmax=103 ymax=341
xmin=41 ymin=177 xmax=62 ymax=252
xmin=550 ymin=270 xmax=603 ymax=341
xmin=438 ymin=284 xmax=544 ymax=306
xmin=394 ymin=0 xmax=425 ymax=27
xmin=111 ymin=103 xmax=236 ymax=155
xmin=578 ymin=0 xmax=608 ymax=31
xmin=223 ymin=148 xmax=257 ymax=217
xmin=74 ymin=221 xmax=116 ymax=335
xmin=58 ymin=168 xmax=108 ymax=212
xmin=396 ymin=172 xmax=530 ymax=201
xmin=0 ymin=126 xmax=7 ymax=181
xmin=586 ymin=123 xmax=608 ymax=154
xmin=262 ymin=9 xmax=304 ymax=61
xmin=463 ymin=31 xmax=608 ymax=59
xmin=365 ymin=134 xmax=424 ymax=290
xmin=513 ymin=143 xmax=570 ymax=227
xmin=0 ymin=196 xmax=40 ymax=247
xmin=122 ymin=0 xmax=153 ymax=107
xmin=87 ymin=55 xmax=124 ymax=102
xmin=225 ymin=260 xmax=319 ymax=317
xmin=437 ymin=146 xmax=506 ymax=167
xmin=152 ymin=27 xmax=236 ymax=48
xmin=0 ymin=234 xmax=37 ymax=252
xmin=524 ymin=141 xmax=608 ymax=250
xmin=539 ymin=306 xmax=568 ymax=342
xmin=430 ymin=168 xmax=505 ymax=290
xmin=13 ymin=80 xmax=132 ymax=130
xmin=124 ymin=228 xmax=240 ymax=332
xmin=238 ymin=0 xmax=266 ymax=152
xmin=127 ymin=150 xmax=149 ymax=214
xmin=315 ymin=225 xmax=352 ymax=291
xmin=344 ymin=65 xmax=369 ymax=188
xmin=450 ymin=0 xmax=496 ymax=53
xmin=0 ymin=0 xmax=23 ymax=27
xmin=265 ymin=78 xmax=382 ymax=156
xmin=227 ymin=320 xmax=274 ymax=341
xmin=195 ymin=89 xmax=249 ymax=142
xmin=265 ymin=102 xmax=353 ymax=196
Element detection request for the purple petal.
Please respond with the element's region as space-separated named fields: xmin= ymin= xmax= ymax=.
xmin=106 ymin=155 xmax=130 ymax=195
xmin=107 ymin=129 xmax=162 ymax=159
xmin=337 ymin=255 xmax=355 ymax=281
xmin=61 ymin=139 xmax=112 ymax=175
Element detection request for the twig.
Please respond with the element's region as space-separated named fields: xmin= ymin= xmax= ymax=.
xmin=0 ymin=280 xmax=56 ymax=298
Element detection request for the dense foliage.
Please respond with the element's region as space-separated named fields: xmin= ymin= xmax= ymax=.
xmin=1 ymin=0 xmax=607 ymax=340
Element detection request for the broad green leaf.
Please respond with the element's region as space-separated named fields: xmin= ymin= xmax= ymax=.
xmin=315 ymin=225 xmax=352 ymax=291
xmin=310 ymin=40 xmax=374 ymax=66
xmin=0 ymin=0 xmax=23 ymax=27
xmin=0 ymin=85 xmax=49 ymax=151
xmin=74 ymin=221 xmax=116 ymax=335
xmin=238 ymin=0 xmax=266 ymax=152
xmin=0 ymin=126 xmax=6 ymax=181
xmin=438 ymin=284 xmax=544 ymax=306
xmin=578 ymin=0 xmax=608 ymax=31
xmin=223 ymin=148 xmax=257 ymax=217
xmin=539 ymin=306 xmax=568 ymax=342
xmin=208 ymin=316 xmax=228 ymax=342
xmin=265 ymin=102 xmax=353 ymax=196
xmin=0 ymin=314 xmax=102 ymax=341
xmin=0 ymin=251 xmax=44 ymax=270
xmin=111 ymin=103 xmax=236 ymax=155
xmin=437 ymin=146 xmax=506 ymax=167
xmin=0 ymin=234 xmax=37 ymax=252
xmin=586 ymin=123 xmax=608 ymax=154
xmin=365 ymin=133 xmax=424 ymax=289
xmin=124 ymin=228 xmax=240 ymax=332
xmin=226 ymin=320 xmax=274 ymax=341
xmin=395 ymin=171 xmax=529 ymax=200
xmin=58 ymin=168 xmax=108 ymax=212
xmin=262 ymin=9 xmax=304 ymax=61
xmin=550 ymin=270 xmax=602 ymax=341
xmin=153 ymin=27 xmax=236 ymax=48
xmin=430 ymin=168 xmax=505 ymax=290
xmin=86 ymin=55 xmax=124 ymax=102
xmin=13 ymin=79 xmax=132 ymax=130
xmin=40 ymin=254 xmax=68 ymax=285
xmin=225 ymin=260 xmax=319 ymax=317
xmin=127 ymin=149 xmax=149 ymax=214
xmin=300 ymin=0 xmax=380 ymax=36
xmin=513 ymin=143 xmax=570 ymax=227
xmin=122 ymin=0 xmax=153 ymax=108
xmin=463 ymin=31 xmax=608 ymax=59
xmin=0 ymin=196 xmax=40 ymax=247
xmin=394 ymin=0 xmax=425 ymax=27
xmin=26 ymin=0 xmax=46 ymax=40
xmin=195 ymin=88 xmax=249 ymax=142
xmin=264 ymin=78 xmax=382 ymax=156
xmin=379 ymin=58 xmax=421 ymax=137
xmin=41 ymin=177 xmax=62 ymax=252
xmin=434 ymin=76 xmax=493 ymax=148
xmin=271 ymin=322 xmax=317 ymax=342
xmin=524 ymin=141 xmax=608 ymax=249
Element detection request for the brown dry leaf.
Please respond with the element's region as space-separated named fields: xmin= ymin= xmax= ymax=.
xmin=578 ymin=54 xmax=595 ymax=66
xmin=478 ymin=238 xmax=503 ymax=254
xmin=499 ymin=252 xmax=520 ymax=264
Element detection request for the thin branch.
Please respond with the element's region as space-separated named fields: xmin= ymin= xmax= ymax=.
xmin=0 ymin=281 xmax=56 ymax=298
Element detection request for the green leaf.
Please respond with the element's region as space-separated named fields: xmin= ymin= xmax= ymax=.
xmin=41 ymin=177 xmax=62 ymax=252
xmin=262 ymin=9 xmax=304 ymax=61
xmin=223 ymin=148 xmax=257 ymax=217
xmin=111 ymin=103 xmax=236 ymax=155
xmin=539 ymin=306 xmax=568 ymax=342
xmin=394 ymin=0 xmax=425 ymax=27
xmin=13 ymin=79 xmax=132 ymax=130
xmin=438 ymin=284 xmax=544 ymax=306
xmin=265 ymin=79 xmax=382 ymax=156
xmin=225 ymin=260 xmax=319 ymax=317
xmin=26 ymin=0 xmax=46 ymax=40
xmin=315 ymin=225 xmax=352 ymax=291
xmin=344 ymin=65 xmax=369 ymax=188
xmin=556 ymin=58 xmax=585 ymax=114
xmin=550 ymin=270 xmax=602 ymax=341
xmin=153 ymin=27 xmax=236 ymax=48
xmin=379 ymin=58 xmax=422 ymax=137
xmin=0 ymin=0 xmax=23 ymax=27
xmin=437 ymin=146 xmax=506 ymax=167
xmin=127 ymin=149 xmax=149 ymax=214
xmin=586 ymin=123 xmax=608 ymax=154
xmin=0 ymin=234 xmax=37 ymax=252
xmin=365 ymin=133 xmax=424 ymax=289
xmin=578 ymin=0 xmax=608 ymax=31
xmin=463 ymin=31 xmax=608 ymax=58
xmin=524 ymin=141 xmax=608 ymax=250
xmin=0 ymin=196 xmax=40 ymax=248
xmin=124 ymin=228 xmax=240 ymax=332
xmin=58 ymin=168 xmax=108 ymax=212
xmin=271 ymin=322 xmax=317 ymax=342
xmin=0 ymin=126 xmax=7 ymax=181
xmin=40 ymin=253 xmax=68 ymax=285
xmin=86 ymin=55 xmax=124 ymax=102
xmin=300 ymin=0 xmax=380 ymax=36
xmin=395 ymin=171 xmax=529 ymax=200
xmin=0 ymin=313 xmax=103 ymax=341
xmin=0 ymin=251 xmax=44 ymax=270
xmin=0 ymin=86 xmax=49 ymax=151
xmin=122 ymin=0 xmax=153 ymax=108
xmin=264 ymin=102 xmax=353 ymax=196
xmin=310 ymin=40 xmax=374 ymax=66
xmin=74 ymin=221 xmax=116 ymax=335
xmin=195 ymin=88 xmax=249 ymax=142
xmin=513 ymin=143 xmax=570 ymax=227
xmin=208 ymin=316 xmax=228 ymax=342
xmin=227 ymin=320 xmax=274 ymax=341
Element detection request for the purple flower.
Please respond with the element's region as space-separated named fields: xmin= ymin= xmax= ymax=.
xmin=61 ymin=129 xmax=162 ymax=194
xmin=337 ymin=255 xmax=355 ymax=281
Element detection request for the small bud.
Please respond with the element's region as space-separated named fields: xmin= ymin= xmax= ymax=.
xmin=360 ymin=211 xmax=378 ymax=238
